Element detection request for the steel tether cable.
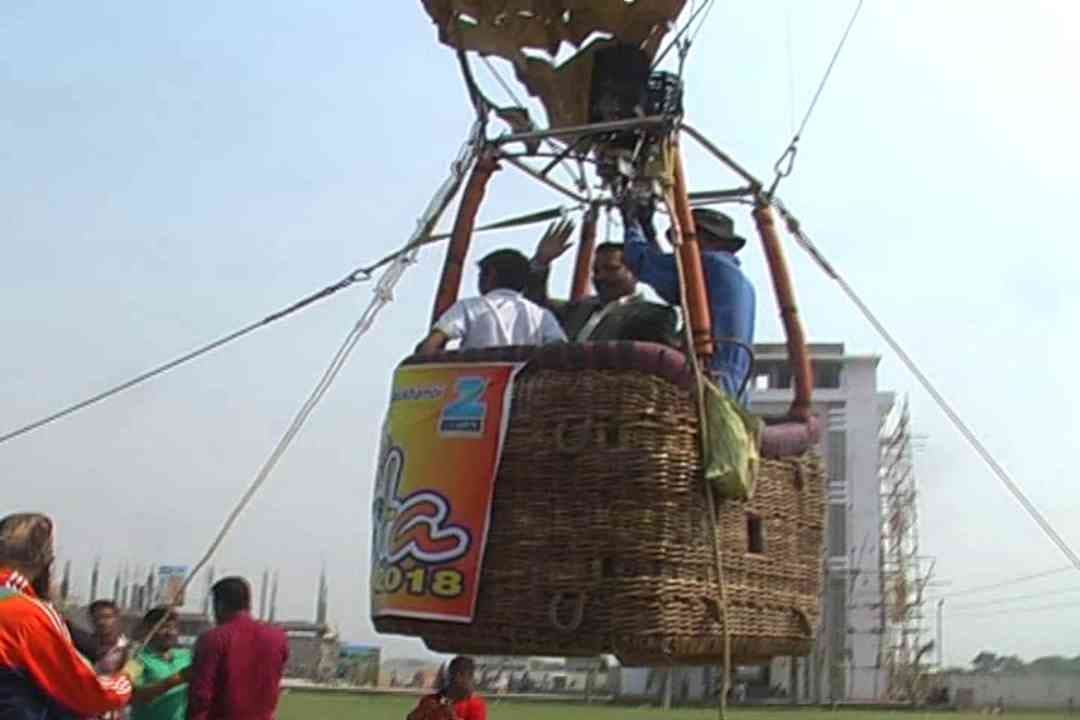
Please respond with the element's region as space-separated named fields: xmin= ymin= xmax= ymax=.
xmin=773 ymin=197 xmax=1080 ymax=574
xmin=652 ymin=0 xmax=715 ymax=70
xmin=131 ymin=119 xmax=484 ymax=656
xmin=769 ymin=0 xmax=865 ymax=195
xmin=0 ymin=268 xmax=366 ymax=447
xmin=0 ymin=198 xmax=575 ymax=450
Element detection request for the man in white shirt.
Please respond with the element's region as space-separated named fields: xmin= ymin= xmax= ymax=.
xmin=417 ymin=249 xmax=567 ymax=355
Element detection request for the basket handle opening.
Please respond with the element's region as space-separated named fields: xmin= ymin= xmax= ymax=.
xmin=548 ymin=591 xmax=587 ymax=632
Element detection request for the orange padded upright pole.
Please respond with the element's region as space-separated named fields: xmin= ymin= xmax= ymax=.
xmin=670 ymin=145 xmax=714 ymax=361
xmin=570 ymin=203 xmax=600 ymax=301
xmin=431 ymin=154 xmax=500 ymax=325
xmin=753 ymin=202 xmax=813 ymax=422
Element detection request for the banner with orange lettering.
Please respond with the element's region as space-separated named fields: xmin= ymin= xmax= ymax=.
xmin=370 ymin=362 xmax=523 ymax=623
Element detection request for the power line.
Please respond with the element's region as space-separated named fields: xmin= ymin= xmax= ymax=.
xmin=949 ymin=585 xmax=1080 ymax=611
xmin=932 ymin=566 xmax=1074 ymax=600
xmin=948 ymin=599 xmax=1080 ymax=619
xmin=773 ymin=198 xmax=1080 ymax=578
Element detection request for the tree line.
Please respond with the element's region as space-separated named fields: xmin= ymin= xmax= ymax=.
xmin=951 ymin=652 xmax=1080 ymax=675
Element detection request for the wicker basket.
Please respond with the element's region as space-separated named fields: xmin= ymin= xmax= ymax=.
xmin=375 ymin=362 xmax=825 ymax=666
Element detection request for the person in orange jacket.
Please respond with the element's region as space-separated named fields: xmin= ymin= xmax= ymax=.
xmin=0 ymin=513 xmax=134 ymax=720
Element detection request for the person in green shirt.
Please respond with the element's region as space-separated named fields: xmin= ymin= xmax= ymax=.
xmin=130 ymin=606 xmax=192 ymax=720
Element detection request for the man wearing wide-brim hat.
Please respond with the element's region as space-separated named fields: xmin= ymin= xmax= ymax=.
xmin=0 ymin=512 xmax=134 ymax=720
xmin=621 ymin=203 xmax=756 ymax=403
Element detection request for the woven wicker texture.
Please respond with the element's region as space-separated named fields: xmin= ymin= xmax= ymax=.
xmin=375 ymin=367 xmax=825 ymax=666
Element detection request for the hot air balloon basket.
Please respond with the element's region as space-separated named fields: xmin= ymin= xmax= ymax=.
xmin=376 ymin=349 xmax=825 ymax=665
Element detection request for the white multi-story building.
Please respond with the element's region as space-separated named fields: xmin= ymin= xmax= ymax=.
xmin=751 ymin=342 xmax=895 ymax=702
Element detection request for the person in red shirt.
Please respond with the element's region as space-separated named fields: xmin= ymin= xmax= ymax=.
xmin=407 ymin=656 xmax=487 ymax=720
xmin=187 ymin=576 xmax=288 ymax=720
xmin=0 ymin=513 xmax=133 ymax=720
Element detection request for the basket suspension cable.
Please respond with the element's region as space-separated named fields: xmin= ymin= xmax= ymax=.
xmin=767 ymin=0 xmax=865 ymax=197
xmin=652 ymin=0 xmax=716 ymax=71
xmin=669 ymin=220 xmax=731 ymax=720
xmin=455 ymin=49 xmax=493 ymax=125
xmin=479 ymin=55 xmax=585 ymax=191
xmin=774 ymin=197 xmax=1080 ymax=574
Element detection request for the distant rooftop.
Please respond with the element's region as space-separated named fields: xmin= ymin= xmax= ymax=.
xmin=754 ymin=342 xmax=845 ymax=357
xmin=748 ymin=342 xmax=882 ymax=391
xmin=278 ymin=620 xmax=331 ymax=635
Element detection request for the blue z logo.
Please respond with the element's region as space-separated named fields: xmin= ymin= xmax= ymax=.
xmin=438 ymin=377 xmax=488 ymax=436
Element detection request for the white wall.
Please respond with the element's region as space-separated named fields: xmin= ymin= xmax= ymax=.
xmin=844 ymin=358 xmax=890 ymax=700
xmin=613 ymin=667 xmax=650 ymax=698
xmin=948 ymin=673 xmax=1080 ymax=709
xmin=611 ymin=667 xmax=713 ymax=703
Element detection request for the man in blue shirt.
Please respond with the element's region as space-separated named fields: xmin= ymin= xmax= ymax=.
xmin=621 ymin=203 xmax=756 ymax=403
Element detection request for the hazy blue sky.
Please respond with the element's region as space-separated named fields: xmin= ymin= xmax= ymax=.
xmin=2 ymin=1 xmax=1079 ymax=666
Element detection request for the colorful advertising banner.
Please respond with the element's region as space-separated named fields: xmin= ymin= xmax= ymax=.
xmin=155 ymin=565 xmax=188 ymax=606
xmin=370 ymin=362 xmax=523 ymax=623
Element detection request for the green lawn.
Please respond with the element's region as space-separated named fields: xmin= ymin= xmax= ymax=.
xmin=277 ymin=692 xmax=1070 ymax=720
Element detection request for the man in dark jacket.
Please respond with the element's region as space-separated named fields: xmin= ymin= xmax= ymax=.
xmin=527 ymin=219 xmax=679 ymax=346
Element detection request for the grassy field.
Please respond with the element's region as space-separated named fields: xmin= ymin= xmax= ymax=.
xmin=277 ymin=692 xmax=1070 ymax=720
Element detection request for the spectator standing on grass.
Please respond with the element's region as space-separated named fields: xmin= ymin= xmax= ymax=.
xmin=0 ymin=513 xmax=133 ymax=720
xmin=86 ymin=599 xmax=131 ymax=720
xmin=407 ymin=656 xmax=487 ymax=720
xmin=129 ymin=607 xmax=191 ymax=720
xmin=187 ymin=577 xmax=287 ymax=720
xmin=87 ymin=600 xmax=129 ymax=677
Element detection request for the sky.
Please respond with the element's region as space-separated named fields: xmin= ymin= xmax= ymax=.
xmin=2 ymin=1 xmax=1079 ymax=667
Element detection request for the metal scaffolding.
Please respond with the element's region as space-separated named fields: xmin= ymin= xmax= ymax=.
xmin=878 ymin=399 xmax=934 ymax=700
